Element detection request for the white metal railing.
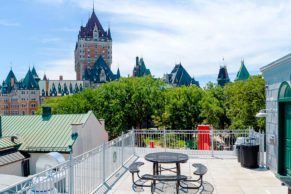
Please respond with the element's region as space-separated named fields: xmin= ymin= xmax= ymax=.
xmin=0 ymin=129 xmax=265 ymax=194
xmin=0 ymin=131 xmax=135 ymax=194
xmin=134 ymin=128 xmax=265 ymax=165
xmin=134 ymin=129 xmax=251 ymax=157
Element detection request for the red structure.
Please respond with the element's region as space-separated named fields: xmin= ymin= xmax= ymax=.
xmin=150 ymin=141 xmax=155 ymax=148
xmin=198 ymin=125 xmax=210 ymax=150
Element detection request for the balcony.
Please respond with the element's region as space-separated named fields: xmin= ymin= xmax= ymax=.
xmin=0 ymin=129 xmax=287 ymax=194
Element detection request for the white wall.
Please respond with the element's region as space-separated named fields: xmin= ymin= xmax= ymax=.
xmin=0 ymin=161 xmax=23 ymax=176
xmin=73 ymin=113 xmax=108 ymax=156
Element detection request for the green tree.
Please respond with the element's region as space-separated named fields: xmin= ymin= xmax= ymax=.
xmin=160 ymin=86 xmax=203 ymax=129
xmin=224 ymin=75 xmax=265 ymax=130
xmin=39 ymin=77 xmax=164 ymax=139
xmin=199 ymin=82 xmax=229 ymax=129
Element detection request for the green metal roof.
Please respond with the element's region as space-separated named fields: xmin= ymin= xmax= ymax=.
xmin=235 ymin=60 xmax=250 ymax=81
xmin=0 ymin=136 xmax=21 ymax=151
xmin=2 ymin=111 xmax=92 ymax=153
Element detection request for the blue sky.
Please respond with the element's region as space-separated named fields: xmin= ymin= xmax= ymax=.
xmin=1 ymin=0 xmax=291 ymax=86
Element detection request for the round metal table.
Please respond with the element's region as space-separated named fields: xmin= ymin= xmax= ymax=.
xmin=145 ymin=152 xmax=189 ymax=176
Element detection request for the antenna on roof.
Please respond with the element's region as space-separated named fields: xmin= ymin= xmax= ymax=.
xmin=93 ymin=0 xmax=95 ymax=12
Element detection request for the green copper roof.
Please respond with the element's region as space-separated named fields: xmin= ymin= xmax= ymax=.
xmin=5 ymin=69 xmax=17 ymax=85
xmin=0 ymin=136 xmax=22 ymax=151
xmin=31 ymin=67 xmax=39 ymax=78
xmin=2 ymin=111 xmax=92 ymax=152
xmin=19 ymin=69 xmax=39 ymax=90
xmin=235 ymin=60 xmax=250 ymax=81
xmin=4 ymin=69 xmax=17 ymax=93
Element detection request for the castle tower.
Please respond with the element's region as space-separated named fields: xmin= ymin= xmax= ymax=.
xmin=75 ymin=7 xmax=112 ymax=80
xmin=217 ymin=65 xmax=230 ymax=87
xmin=235 ymin=59 xmax=250 ymax=81
xmin=217 ymin=59 xmax=230 ymax=87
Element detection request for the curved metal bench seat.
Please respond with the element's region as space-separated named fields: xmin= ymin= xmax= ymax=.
xmin=192 ymin=163 xmax=208 ymax=176
xmin=141 ymin=174 xmax=187 ymax=181
xmin=129 ymin=162 xmax=144 ymax=173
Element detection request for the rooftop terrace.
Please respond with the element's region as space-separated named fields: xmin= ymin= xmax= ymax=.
xmin=0 ymin=129 xmax=289 ymax=194
xmin=107 ymin=157 xmax=286 ymax=194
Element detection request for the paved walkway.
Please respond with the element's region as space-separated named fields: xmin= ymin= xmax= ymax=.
xmin=108 ymin=157 xmax=287 ymax=194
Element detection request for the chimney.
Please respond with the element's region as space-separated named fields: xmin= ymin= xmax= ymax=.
xmin=59 ymin=75 xmax=63 ymax=81
xmin=0 ymin=115 xmax=2 ymax=138
xmin=136 ymin=56 xmax=139 ymax=66
xmin=42 ymin=106 xmax=52 ymax=118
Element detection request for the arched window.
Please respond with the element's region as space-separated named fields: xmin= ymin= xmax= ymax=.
xmin=278 ymin=81 xmax=291 ymax=101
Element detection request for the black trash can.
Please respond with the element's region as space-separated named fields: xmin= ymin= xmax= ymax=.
xmin=240 ymin=144 xmax=259 ymax=168
xmin=236 ymin=145 xmax=241 ymax=163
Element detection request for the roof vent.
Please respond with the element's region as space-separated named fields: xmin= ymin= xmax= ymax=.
xmin=42 ymin=106 xmax=52 ymax=119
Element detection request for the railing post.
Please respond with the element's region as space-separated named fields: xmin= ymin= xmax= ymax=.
xmin=121 ymin=132 xmax=124 ymax=165
xmin=102 ymin=141 xmax=106 ymax=183
xmin=163 ymin=128 xmax=166 ymax=152
xmin=69 ymin=149 xmax=74 ymax=194
xmin=211 ymin=127 xmax=214 ymax=157
xmin=132 ymin=128 xmax=135 ymax=155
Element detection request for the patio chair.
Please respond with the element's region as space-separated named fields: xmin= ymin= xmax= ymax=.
xmin=180 ymin=163 xmax=208 ymax=190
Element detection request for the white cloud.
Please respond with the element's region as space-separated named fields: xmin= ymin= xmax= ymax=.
xmin=39 ymin=58 xmax=75 ymax=80
xmin=70 ymin=0 xmax=291 ymax=80
xmin=38 ymin=0 xmax=291 ymax=85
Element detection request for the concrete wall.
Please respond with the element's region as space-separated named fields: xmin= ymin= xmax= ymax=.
xmin=73 ymin=113 xmax=108 ymax=156
xmin=262 ymin=59 xmax=291 ymax=173
xmin=0 ymin=161 xmax=23 ymax=176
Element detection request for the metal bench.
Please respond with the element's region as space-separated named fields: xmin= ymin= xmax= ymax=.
xmin=142 ymin=174 xmax=187 ymax=194
xmin=129 ymin=162 xmax=208 ymax=193
xmin=129 ymin=162 xmax=153 ymax=192
xmin=129 ymin=162 xmax=187 ymax=193
xmin=180 ymin=163 xmax=208 ymax=190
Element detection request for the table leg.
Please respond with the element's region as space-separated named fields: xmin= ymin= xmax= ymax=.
xmin=153 ymin=163 xmax=157 ymax=192
xmin=176 ymin=163 xmax=180 ymax=194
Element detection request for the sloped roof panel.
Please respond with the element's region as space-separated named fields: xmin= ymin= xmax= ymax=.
xmin=2 ymin=112 xmax=90 ymax=152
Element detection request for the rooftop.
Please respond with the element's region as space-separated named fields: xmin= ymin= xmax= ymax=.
xmin=0 ymin=130 xmax=289 ymax=194
xmin=2 ymin=111 xmax=93 ymax=152
xmin=108 ymin=157 xmax=286 ymax=194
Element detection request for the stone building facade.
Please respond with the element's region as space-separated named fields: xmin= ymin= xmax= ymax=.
xmin=0 ymin=68 xmax=40 ymax=115
xmin=75 ymin=8 xmax=112 ymax=81
xmin=0 ymin=68 xmax=89 ymax=115
xmin=261 ymin=53 xmax=291 ymax=176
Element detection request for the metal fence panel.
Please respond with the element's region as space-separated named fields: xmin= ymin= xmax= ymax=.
xmin=0 ymin=131 xmax=135 ymax=194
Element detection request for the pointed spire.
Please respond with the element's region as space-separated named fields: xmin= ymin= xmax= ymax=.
xmin=116 ymin=67 xmax=120 ymax=79
xmin=217 ymin=60 xmax=230 ymax=87
xmin=93 ymin=0 xmax=95 ymax=12
xmin=43 ymin=74 xmax=48 ymax=81
xmin=107 ymin=26 xmax=112 ymax=40
xmin=235 ymin=59 xmax=250 ymax=81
